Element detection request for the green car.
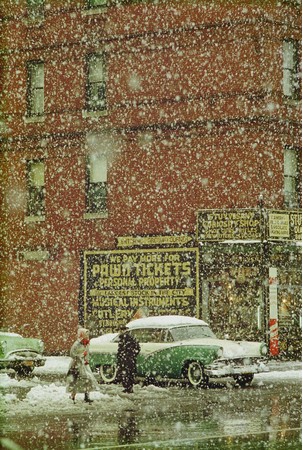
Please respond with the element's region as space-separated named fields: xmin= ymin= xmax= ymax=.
xmin=0 ymin=331 xmax=46 ymax=377
xmin=89 ymin=316 xmax=268 ymax=387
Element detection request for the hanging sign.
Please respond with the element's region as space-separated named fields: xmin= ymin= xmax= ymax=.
xmin=268 ymin=210 xmax=302 ymax=241
xmin=197 ymin=209 xmax=261 ymax=241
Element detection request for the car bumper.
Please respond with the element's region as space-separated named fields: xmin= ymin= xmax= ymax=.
xmin=0 ymin=358 xmax=46 ymax=370
xmin=204 ymin=358 xmax=268 ymax=378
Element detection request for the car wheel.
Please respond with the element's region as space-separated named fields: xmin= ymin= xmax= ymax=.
xmin=15 ymin=366 xmax=34 ymax=378
xmin=234 ymin=374 xmax=254 ymax=387
xmin=186 ymin=361 xmax=208 ymax=387
xmin=100 ymin=364 xmax=117 ymax=383
xmin=143 ymin=375 xmax=157 ymax=386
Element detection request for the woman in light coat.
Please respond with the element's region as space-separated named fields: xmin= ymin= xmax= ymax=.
xmin=66 ymin=327 xmax=99 ymax=403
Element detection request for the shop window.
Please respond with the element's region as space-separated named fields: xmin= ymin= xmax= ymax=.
xmin=27 ymin=0 xmax=44 ymax=21
xmin=26 ymin=160 xmax=45 ymax=218
xmin=86 ymin=154 xmax=107 ymax=213
xmin=27 ymin=61 xmax=44 ymax=116
xmin=284 ymin=147 xmax=300 ymax=208
xmin=282 ymin=40 xmax=300 ymax=99
xmin=86 ymin=53 xmax=107 ymax=112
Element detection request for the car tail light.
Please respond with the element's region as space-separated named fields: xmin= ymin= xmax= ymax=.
xmin=217 ymin=347 xmax=223 ymax=358
xmin=260 ymin=343 xmax=268 ymax=356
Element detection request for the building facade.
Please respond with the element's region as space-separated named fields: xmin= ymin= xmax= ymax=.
xmin=0 ymin=0 xmax=301 ymax=355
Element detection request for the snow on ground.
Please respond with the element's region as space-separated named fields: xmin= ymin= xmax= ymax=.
xmin=0 ymin=357 xmax=301 ymax=417
xmin=0 ymin=357 xmax=171 ymax=416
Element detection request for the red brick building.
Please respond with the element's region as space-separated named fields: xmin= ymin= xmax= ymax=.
xmin=0 ymin=0 xmax=301 ymax=355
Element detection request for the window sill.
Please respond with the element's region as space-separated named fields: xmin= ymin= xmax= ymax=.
xmin=84 ymin=212 xmax=108 ymax=220
xmin=24 ymin=215 xmax=45 ymax=223
xmin=82 ymin=110 xmax=108 ymax=118
xmin=23 ymin=18 xmax=45 ymax=27
xmin=23 ymin=115 xmax=45 ymax=124
xmin=19 ymin=250 xmax=49 ymax=261
xmin=81 ymin=7 xmax=108 ymax=16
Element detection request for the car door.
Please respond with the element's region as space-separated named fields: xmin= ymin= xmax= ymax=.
xmin=131 ymin=328 xmax=177 ymax=378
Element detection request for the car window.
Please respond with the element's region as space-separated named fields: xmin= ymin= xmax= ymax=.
xmin=164 ymin=330 xmax=174 ymax=342
xmin=171 ymin=325 xmax=216 ymax=341
xmin=130 ymin=328 xmax=166 ymax=343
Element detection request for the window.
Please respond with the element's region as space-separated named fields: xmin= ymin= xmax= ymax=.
xmin=284 ymin=147 xmax=300 ymax=208
xmin=26 ymin=160 xmax=45 ymax=217
xmin=283 ymin=40 xmax=300 ymax=99
xmin=27 ymin=61 xmax=44 ymax=116
xmin=27 ymin=0 xmax=44 ymax=21
xmin=86 ymin=54 xmax=106 ymax=112
xmin=86 ymin=154 xmax=107 ymax=213
xmin=87 ymin=0 xmax=107 ymax=7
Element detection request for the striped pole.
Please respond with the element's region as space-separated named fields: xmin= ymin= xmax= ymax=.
xmin=269 ymin=268 xmax=279 ymax=356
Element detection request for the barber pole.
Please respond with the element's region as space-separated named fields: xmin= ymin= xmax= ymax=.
xmin=269 ymin=267 xmax=279 ymax=356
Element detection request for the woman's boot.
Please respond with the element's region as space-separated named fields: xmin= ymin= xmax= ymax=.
xmin=84 ymin=393 xmax=93 ymax=403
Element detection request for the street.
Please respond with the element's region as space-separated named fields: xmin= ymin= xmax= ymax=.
xmin=0 ymin=362 xmax=301 ymax=449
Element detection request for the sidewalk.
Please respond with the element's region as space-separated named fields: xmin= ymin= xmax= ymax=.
xmin=267 ymin=359 xmax=302 ymax=372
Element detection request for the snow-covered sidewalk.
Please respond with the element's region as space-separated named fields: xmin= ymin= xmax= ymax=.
xmin=0 ymin=357 xmax=301 ymax=418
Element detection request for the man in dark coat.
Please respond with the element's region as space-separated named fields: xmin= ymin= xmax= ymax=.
xmin=116 ymin=325 xmax=141 ymax=393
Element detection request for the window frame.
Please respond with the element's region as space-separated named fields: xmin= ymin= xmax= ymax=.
xmin=26 ymin=60 xmax=44 ymax=117
xmin=284 ymin=146 xmax=301 ymax=208
xmin=26 ymin=159 xmax=45 ymax=219
xmin=85 ymin=153 xmax=108 ymax=214
xmin=86 ymin=53 xmax=107 ymax=112
xmin=26 ymin=0 xmax=45 ymax=22
xmin=282 ymin=39 xmax=300 ymax=100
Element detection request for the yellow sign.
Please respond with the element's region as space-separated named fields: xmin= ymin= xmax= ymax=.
xmin=117 ymin=235 xmax=192 ymax=247
xmin=268 ymin=213 xmax=289 ymax=238
xmin=82 ymin=248 xmax=199 ymax=335
xmin=197 ymin=209 xmax=261 ymax=241
xmin=268 ymin=210 xmax=302 ymax=241
xmin=197 ymin=209 xmax=302 ymax=242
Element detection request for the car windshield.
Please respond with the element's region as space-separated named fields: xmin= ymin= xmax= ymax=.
xmin=170 ymin=325 xmax=216 ymax=341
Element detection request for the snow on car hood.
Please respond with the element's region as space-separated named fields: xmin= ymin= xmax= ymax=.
xmin=189 ymin=338 xmax=264 ymax=358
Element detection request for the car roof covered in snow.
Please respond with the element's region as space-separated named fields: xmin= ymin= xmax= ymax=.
xmin=126 ymin=315 xmax=208 ymax=329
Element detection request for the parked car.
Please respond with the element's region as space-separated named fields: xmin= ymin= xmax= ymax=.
xmin=0 ymin=331 xmax=46 ymax=376
xmin=89 ymin=315 xmax=268 ymax=388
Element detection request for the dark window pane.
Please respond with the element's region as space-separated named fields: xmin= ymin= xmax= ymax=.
xmin=87 ymin=54 xmax=106 ymax=112
xmin=27 ymin=62 xmax=44 ymax=116
xmin=27 ymin=187 xmax=45 ymax=216
xmin=26 ymin=160 xmax=45 ymax=217
xmin=86 ymin=182 xmax=107 ymax=213
xmin=87 ymin=82 xmax=106 ymax=111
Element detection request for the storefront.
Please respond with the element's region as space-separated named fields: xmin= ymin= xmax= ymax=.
xmin=79 ymin=209 xmax=301 ymax=359
xmin=198 ymin=209 xmax=302 ymax=358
